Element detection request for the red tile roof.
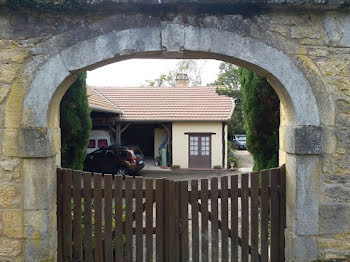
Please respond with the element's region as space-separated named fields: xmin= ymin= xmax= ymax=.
xmin=87 ymin=86 xmax=122 ymax=114
xmin=90 ymin=86 xmax=234 ymax=122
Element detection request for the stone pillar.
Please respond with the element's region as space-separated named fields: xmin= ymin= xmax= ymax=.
xmin=1 ymin=127 xmax=59 ymax=261
xmin=282 ymin=125 xmax=323 ymax=261
xmin=22 ymin=157 xmax=57 ymax=261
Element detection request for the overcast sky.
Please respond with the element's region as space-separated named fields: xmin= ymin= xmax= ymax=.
xmin=86 ymin=59 xmax=222 ymax=87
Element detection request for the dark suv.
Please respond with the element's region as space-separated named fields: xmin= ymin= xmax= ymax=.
xmin=83 ymin=145 xmax=145 ymax=176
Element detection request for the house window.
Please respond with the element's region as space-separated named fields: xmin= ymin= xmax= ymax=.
xmin=190 ymin=136 xmax=199 ymax=155
xmin=98 ymin=139 xmax=108 ymax=148
xmin=201 ymin=136 xmax=210 ymax=155
xmin=88 ymin=139 xmax=96 ymax=148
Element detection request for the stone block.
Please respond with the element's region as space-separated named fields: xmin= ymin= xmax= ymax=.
xmin=3 ymin=129 xmax=18 ymax=157
xmin=23 ymin=157 xmax=56 ymax=210
xmin=321 ymin=179 xmax=350 ymax=203
xmin=0 ymin=48 xmax=28 ymax=64
xmin=3 ymin=209 xmax=23 ymax=238
xmin=286 ymin=154 xmax=320 ymax=235
xmin=0 ymin=84 xmax=10 ymax=104
xmin=285 ymin=230 xmax=317 ymax=262
xmin=284 ymin=125 xmax=323 ymax=154
xmin=319 ymin=203 xmax=350 ymax=234
xmin=0 ymin=184 xmax=19 ymax=208
xmin=24 ymin=238 xmax=56 ymax=262
xmin=0 ymin=238 xmax=22 ymax=257
xmin=24 ymin=210 xmax=49 ymax=240
xmin=161 ymin=23 xmax=185 ymax=54
xmin=295 ymin=155 xmax=320 ymax=235
xmin=60 ymin=27 xmax=162 ymax=71
xmin=0 ymin=157 xmax=19 ymax=172
xmin=317 ymin=231 xmax=350 ymax=259
xmin=0 ymin=63 xmax=19 ymax=84
xmin=17 ymin=128 xmax=56 ymax=158
xmin=322 ymin=126 xmax=336 ymax=154
xmin=22 ymin=54 xmax=71 ymax=128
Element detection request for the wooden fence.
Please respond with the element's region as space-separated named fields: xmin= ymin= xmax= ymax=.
xmin=57 ymin=165 xmax=286 ymax=262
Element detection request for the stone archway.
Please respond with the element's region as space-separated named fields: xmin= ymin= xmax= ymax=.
xmin=5 ymin=23 xmax=323 ymax=260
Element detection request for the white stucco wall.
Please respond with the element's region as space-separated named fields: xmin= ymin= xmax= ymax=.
xmin=172 ymin=122 xmax=227 ymax=168
xmin=154 ymin=128 xmax=168 ymax=159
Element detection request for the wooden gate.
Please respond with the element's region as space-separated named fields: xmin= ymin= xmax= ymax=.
xmin=57 ymin=165 xmax=286 ymax=262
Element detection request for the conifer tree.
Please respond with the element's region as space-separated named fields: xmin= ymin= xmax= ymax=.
xmin=60 ymin=72 xmax=92 ymax=170
xmin=239 ymin=68 xmax=280 ymax=171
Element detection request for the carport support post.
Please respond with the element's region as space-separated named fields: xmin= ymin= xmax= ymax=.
xmin=115 ymin=122 xmax=121 ymax=147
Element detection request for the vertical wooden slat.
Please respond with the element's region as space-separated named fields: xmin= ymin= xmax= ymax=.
xmin=230 ymin=175 xmax=238 ymax=262
xmin=125 ymin=176 xmax=134 ymax=262
xmin=167 ymin=180 xmax=175 ymax=262
xmin=135 ymin=177 xmax=144 ymax=262
xmin=221 ymin=176 xmax=229 ymax=262
xmin=270 ymin=168 xmax=280 ymax=262
xmin=73 ymin=171 xmax=82 ymax=261
xmin=241 ymin=173 xmax=249 ymax=262
xmin=191 ymin=180 xmax=199 ymax=262
xmin=250 ymin=171 xmax=259 ymax=261
xmin=57 ymin=169 xmax=63 ymax=262
xmin=174 ymin=181 xmax=181 ymax=262
xmin=211 ymin=177 xmax=219 ymax=262
xmin=146 ymin=179 xmax=154 ymax=262
xmin=83 ymin=172 xmax=93 ymax=262
xmin=164 ymin=180 xmax=169 ymax=260
xmin=62 ymin=169 xmax=72 ymax=262
xmin=201 ymin=179 xmax=209 ymax=262
xmin=104 ymin=174 xmax=113 ymax=262
xmin=279 ymin=165 xmax=287 ymax=262
xmin=94 ymin=173 xmax=103 ymax=262
xmin=114 ymin=176 xmax=123 ymax=262
xmin=156 ymin=179 xmax=164 ymax=262
xmin=180 ymin=180 xmax=189 ymax=262
xmin=260 ymin=169 xmax=270 ymax=262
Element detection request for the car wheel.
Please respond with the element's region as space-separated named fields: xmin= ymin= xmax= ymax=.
xmin=117 ymin=167 xmax=128 ymax=178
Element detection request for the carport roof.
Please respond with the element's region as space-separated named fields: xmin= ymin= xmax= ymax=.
xmin=89 ymin=86 xmax=234 ymax=122
xmin=87 ymin=86 xmax=122 ymax=114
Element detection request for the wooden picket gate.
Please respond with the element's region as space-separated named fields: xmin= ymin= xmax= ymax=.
xmin=57 ymin=165 xmax=286 ymax=262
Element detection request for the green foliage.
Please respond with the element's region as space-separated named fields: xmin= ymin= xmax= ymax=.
xmin=60 ymin=72 xmax=92 ymax=170
xmin=227 ymin=141 xmax=238 ymax=168
xmin=239 ymin=68 xmax=280 ymax=171
xmin=214 ymin=165 xmax=222 ymax=169
xmin=211 ymin=62 xmax=245 ymax=135
xmin=145 ymin=60 xmax=202 ymax=87
xmin=211 ymin=63 xmax=240 ymax=90
xmin=171 ymin=165 xmax=180 ymax=169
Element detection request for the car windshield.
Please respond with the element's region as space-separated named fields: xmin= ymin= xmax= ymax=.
xmin=236 ymin=136 xmax=246 ymax=141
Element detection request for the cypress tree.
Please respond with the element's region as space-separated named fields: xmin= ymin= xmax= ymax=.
xmin=239 ymin=68 xmax=280 ymax=171
xmin=60 ymin=72 xmax=92 ymax=170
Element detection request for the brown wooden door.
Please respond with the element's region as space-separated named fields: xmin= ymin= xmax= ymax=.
xmin=189 ymin=135 xmax=211 ymax=168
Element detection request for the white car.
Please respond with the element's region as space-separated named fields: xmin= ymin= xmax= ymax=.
xmin=232 ymin=134 xmax=246 ymax=150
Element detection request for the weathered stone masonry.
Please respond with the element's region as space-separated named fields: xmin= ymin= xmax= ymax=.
xmin=0 ymin=1 xmax=350 ymax=261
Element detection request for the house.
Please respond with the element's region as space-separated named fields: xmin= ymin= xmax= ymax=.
xmin=87 ymin=74 xmax=234 ymax=169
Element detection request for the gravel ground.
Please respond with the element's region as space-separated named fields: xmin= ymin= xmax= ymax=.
xmin=234 ymin=150 xmax=253 ymax=169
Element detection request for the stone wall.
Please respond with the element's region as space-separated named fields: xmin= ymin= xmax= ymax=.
xmin=0 ymin=4 xmax=349 ymax=261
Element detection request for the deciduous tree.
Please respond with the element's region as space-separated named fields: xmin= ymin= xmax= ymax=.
xmin=211 ymin=63 xmax=244 ymax=136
